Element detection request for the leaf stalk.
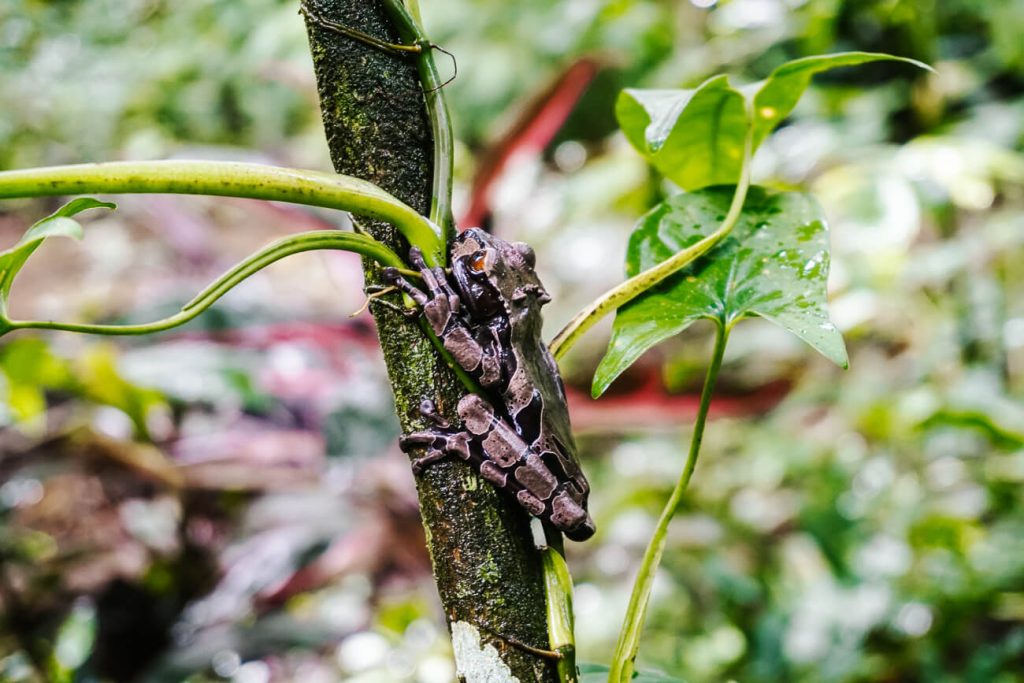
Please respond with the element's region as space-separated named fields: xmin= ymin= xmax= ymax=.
xmin=607 ymin=321 xmax=729 ymax=682
xmin=549 ymin=105 xmax=754 ymax=361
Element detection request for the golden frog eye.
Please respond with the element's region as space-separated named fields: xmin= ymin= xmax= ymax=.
xmin=469 ymin=251 xmax=487 ymax=274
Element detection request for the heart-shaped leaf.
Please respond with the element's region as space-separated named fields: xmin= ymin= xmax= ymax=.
xmin=593 ymin=186 xmax=848 ymax=397
xmin=0 ymin=198 xmax=115 ymax=315
xmin=616 ymin=52 xmax=930 ymax=190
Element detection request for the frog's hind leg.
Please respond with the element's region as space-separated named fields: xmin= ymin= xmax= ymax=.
xmin=400 ymin=430 xmax=472 ymax=474
xmin=400 ymin=399 xmax=472 ymax=473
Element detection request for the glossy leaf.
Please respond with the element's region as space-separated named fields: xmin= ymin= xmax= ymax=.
xmin=0 ymin=198 xmax=115 ymax=313
xmin=749 ymin=52 xmax=931 ymax=151
xmin=593 ymin=186 xmax=848 ymax=397
xmin=617 ymin=75 xmax=748 ymax=191
xmin=616 ymin=52 xmax=929 ymax=190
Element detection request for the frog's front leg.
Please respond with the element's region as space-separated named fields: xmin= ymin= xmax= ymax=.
xmin=383 ymin=249 xmax=503 ymax=386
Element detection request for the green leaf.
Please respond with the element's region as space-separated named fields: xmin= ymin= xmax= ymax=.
xmin=0 ymin=198 xmax=115 ymax=312
xmin=578 ymin=663 xmax=686 ymax=683
xmin=749 ymin=52 xmax=932 ymax=151
xmin=593 ymin=186 xmax=848 ymax=397
xmin=77 ymin=344 xmax=166 ymax=440
xmin=48 ymin=197 xmax=117 ymax=219
xmin=616 ymin=75 xmax=747 ymax=191
xmin=616 ymin=52 xmax=930 ymax=190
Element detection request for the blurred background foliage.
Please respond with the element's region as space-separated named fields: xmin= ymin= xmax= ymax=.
xmin=1 ymin=0 xmax=1022 ymax=681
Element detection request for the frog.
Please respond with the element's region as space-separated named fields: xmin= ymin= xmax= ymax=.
xmin=383 ymin=228 xmax=595 ymax=541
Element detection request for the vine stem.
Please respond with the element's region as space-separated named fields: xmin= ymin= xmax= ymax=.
xmin=548 ymin=108 xmax=754 ymax=361
xmin=0 ymin=231 xmax=405 ymax=336
xmin=607 ymin=321 xmax=729 ymax=683
xmin=378 ymin=0 xmax=455 ymax=237
xmin=0 ymin=160 xmax=446 ymax=265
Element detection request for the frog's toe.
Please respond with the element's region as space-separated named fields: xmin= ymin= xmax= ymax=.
xmin=408 ymin=246 xmax=429 ymax=270
xmin=411 ymin=448 xmax=449 ymax=474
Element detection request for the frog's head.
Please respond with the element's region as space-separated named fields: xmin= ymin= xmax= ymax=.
xmin=450 ymin=228 xmax=551 ymax=321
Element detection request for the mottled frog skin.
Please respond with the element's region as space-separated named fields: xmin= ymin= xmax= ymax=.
xmin=384 ymin=229 xmax=595 ymax=541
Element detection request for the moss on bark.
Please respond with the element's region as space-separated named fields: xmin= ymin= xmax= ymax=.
xmin=301 ymin=2 xmax=557 ymax=680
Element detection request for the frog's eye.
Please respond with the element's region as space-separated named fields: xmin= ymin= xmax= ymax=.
xmin=513 ymin=242 xmax=536 ymax=268
xmin=469 ymin=250 xmax=488 ymax=275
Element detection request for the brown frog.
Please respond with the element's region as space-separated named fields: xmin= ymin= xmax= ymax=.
xmin=384 ymin=229 xmax=595 ymax=541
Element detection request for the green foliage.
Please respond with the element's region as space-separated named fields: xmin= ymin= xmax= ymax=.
xmin=0 ymin=198 xmax=114 ymax=327
xmin=594 ymin=187 xmax=847 ymax=397
xmin=599 ymin=52 xmax=928 ymax=399
xmin=616 ymin=53 xmax=929 ymax=191
xmin=0 ymin=337 xmax=166 ymax=437
xmin=0 ymin=338 xmax=71 ymax=423
xmin=600 ymin=50 xmax=929 ymax=682
xmin=748 ymin=53 xmax=930 ymax=154
xmin=0 ymin=0 xmax=314 ymax=169
xmin=616 ymin=76 xmax=748 ymax=191
xmin=1 ymin=1 xmax=1022 ymax=682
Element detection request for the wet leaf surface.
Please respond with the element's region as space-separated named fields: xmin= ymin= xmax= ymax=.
xmin=594 ymin=186 xmax=847 ymax=397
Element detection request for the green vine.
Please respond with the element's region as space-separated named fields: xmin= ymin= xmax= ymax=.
xmin=0 ymin=231 xmax=407 ymax=336
xmin=0 ymin=160 xmax=445 ymax=265
xmin=378 ymin=0 xmax=456 ymax=237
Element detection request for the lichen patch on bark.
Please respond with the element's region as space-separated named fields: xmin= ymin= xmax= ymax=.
xmin=451 ymin=621 xmax=520 ymax=683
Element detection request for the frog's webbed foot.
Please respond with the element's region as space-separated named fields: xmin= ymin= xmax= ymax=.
xmin=409 ymin=247 xmax=463 ymax=334
xmin=382 ymin=267 xmax=428 ymax=306
xmin=385 ymin=248 xmax=462 ymax=337
xmin=400 ymin=429 xmax=473 ymax=475
xmin=400 ymin=399 xmax=471 ymax=475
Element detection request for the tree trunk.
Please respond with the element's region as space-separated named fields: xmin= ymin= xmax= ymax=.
xmin=301 ymin=2 xmax=557 ymax=680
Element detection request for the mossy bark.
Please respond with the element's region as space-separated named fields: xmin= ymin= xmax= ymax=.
xmin=301 ymin=2 xmax=557 ymax=680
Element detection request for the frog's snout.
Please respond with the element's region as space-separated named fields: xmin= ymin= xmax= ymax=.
xmin=565 ymin=515 xmax=596 ymax=542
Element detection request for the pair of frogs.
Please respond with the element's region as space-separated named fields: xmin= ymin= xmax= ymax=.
xmin=384 ymin=229 xmax=595 ymax=541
